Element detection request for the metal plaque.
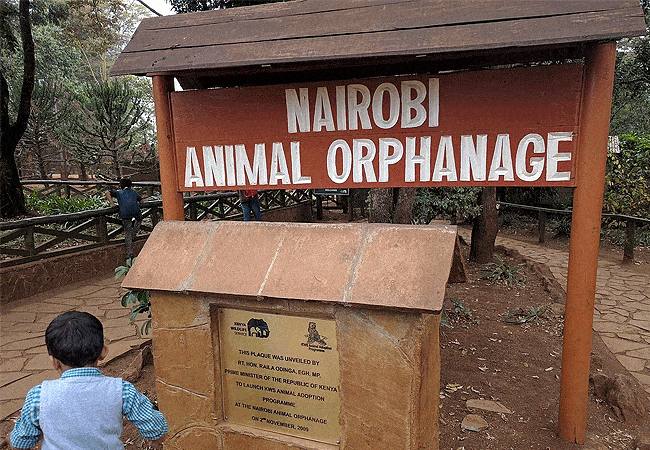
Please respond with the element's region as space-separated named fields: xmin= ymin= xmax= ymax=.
xmin=219 ymin=308 xmax=341 ymax=445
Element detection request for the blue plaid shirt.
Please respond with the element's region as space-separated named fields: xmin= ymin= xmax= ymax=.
xmin=10 ymin=368 xmax=167 ymax=449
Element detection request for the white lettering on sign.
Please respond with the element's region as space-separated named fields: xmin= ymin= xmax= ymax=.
xmin=285 ymin=79 xmax=440 ymax=134
xmin=181 ymin=74 xmax=576 ymax=188
xmin=185 ymin=142 xmax=310 ymax=188
xmin=185 ymin=133 xmax=573 ymax=187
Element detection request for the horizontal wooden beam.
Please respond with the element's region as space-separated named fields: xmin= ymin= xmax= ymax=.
xmin=112 ymin=0 xmax=646 ymax=79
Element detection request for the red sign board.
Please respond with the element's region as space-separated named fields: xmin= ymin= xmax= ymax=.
xmin=170 ymin=64 xmax=583 ymax=191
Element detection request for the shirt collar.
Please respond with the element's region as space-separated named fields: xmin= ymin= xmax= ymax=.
xmin=60 ymin=367 xmax=103 ymax=379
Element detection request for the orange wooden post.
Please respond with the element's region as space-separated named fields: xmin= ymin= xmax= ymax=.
xmin=558 ymin=42 xmax=617 ymax=444
xmin=152 ymin=76 xmax=185 ymax=221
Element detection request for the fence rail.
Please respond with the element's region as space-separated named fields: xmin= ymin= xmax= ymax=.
xmin=1 ymin=187 xmax=311 ymax=268
xmin=3 ymin=182 xmax=647 ymax=266
xmin=497 ymin=201 xmax=650 ymax=262
xmin=22 ymin=180 xmax=162 ymax=199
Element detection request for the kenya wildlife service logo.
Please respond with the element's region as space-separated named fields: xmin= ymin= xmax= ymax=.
xmin=247 ymin=318 xmax=270 ymax=338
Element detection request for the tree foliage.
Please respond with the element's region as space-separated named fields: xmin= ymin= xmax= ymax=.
xmin=611 ymin=37 xmax=650 ymax=135
xmin=168 ymin=0 xmax=286 ymax=14
xmin=604 ymin=133 xmax=650 ymax=218
xmin=611 ymin=0 xmax=650 ymax=135
xmin=413 ymin=187 xmax=482 ymax=224
xmin=63 ymin=78 xmax=149 ymax=180
xmin=62 ymin=0 xmax=146 ymax=80
xmin=16 ymin=81 xmax=72 ymax=178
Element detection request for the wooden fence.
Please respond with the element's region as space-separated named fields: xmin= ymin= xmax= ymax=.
xmin=22 ymin=180 xmax=162 ymax=198
xmin=1 ymin=186 xmax=311 ymax=268
xmin=498 ymin=201 xmax=650 ymax=262
xmin=3 ymin=181 xmax=647 ymax=266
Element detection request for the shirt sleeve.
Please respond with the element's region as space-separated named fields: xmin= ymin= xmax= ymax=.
xmin=122 ymin=381 xmax=168 ymax=440
xmin=10 ymin=385 xmax=42 ymax=449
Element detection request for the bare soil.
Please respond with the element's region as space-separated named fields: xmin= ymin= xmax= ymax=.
xmin=439 ymin=242 xmax=649 ymax=450
xmin=2 ymin=227 xmax=649 ymax=450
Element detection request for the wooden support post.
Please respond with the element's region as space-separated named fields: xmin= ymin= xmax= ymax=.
xmin=559 ymin=42 xmax=616 ymax=444
xmin=152 ymin=76 xmax=185 ymax=221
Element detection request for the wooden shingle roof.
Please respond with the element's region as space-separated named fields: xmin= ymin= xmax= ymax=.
xmin=112 ymin=0 xmax=646 ymax=88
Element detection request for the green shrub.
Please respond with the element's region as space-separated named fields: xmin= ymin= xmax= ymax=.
xmin=27 ymin=190 xmax=109 ymax=215
xmin=413 ymin=187 xmax=482 ymax=224
xmin=604 ymin=133 xmax=650 ymax=219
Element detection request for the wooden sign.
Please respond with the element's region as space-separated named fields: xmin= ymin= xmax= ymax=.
xmin=171 ymin=64 xmax=583 ymax=191
xmin=219 ymin=308 xmax=341 ymax=444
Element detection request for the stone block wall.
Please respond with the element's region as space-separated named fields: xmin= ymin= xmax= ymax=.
xmin=0 ymin=240 xmax=145 ymax=305
xmin=150 ymin=291 xmax=441 ymax=450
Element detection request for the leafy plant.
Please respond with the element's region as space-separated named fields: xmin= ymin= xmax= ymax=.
xmin=27 ymin=190 xmax=108 ymax=215
xmin=478 ymin=255 xmax=526 ymax=285
xmin=604 ymin=133 xmax=650 ymax=219
xmin=115 ymin=257 xmax=151 ymax=335
xmin=441 ymin=296 xmax=477 ymax=329
xmin=412 ymin=187 xmax=482 ymax=224
xmin=505 ymin=306 xmax=544 ymax=324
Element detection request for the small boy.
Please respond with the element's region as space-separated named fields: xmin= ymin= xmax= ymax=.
xmin=10 ymin=311 xmax=167 ymax=450
xmin=105 ymin=178 xmax=144 ymax=259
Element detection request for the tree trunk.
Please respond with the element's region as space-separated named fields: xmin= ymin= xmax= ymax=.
xmin=369 ymin=188 xmax=394 ymax=223
xmin=1 ymin=143 xmax=28 ymax=217
xmin=393 ymin=187 xmax=417 ymax=224
xmin=59 ymin=147 xmax=69 ymax=180
xmin=369 ymin=187 xmax=416 ymax=224
xmin=37 ymin=150 xmax=47 ymax=180
xmin=469 ymin=186 xmax=499 ymax=264
xmin=79 ymin=162 xmax=88 ymax=181
xmin=0 ymin=0 xmax=34 ymax=218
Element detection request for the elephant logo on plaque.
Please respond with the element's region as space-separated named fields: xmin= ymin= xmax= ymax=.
xmin=247 ymin=318 xmax=270 ymax=338
xmin=306 ymin=322 xmax=327 ymax=346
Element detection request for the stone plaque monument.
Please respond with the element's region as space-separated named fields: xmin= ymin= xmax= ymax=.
xmin=123 ymin=221 xmax=456 ymax=449
xmin=219 ymin=309 xmax=341 ymax=444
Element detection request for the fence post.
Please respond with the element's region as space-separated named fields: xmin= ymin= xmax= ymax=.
xmin=348 ymin=196 xmax=354 ymax=221
xmin=538 ymin=211 xmax=547 ymax=243
xmin=25 ymin=226 xmax=36 ymax=256
xmin=96 ymin=215 xmax=109 ymax=244
xmin=316 ymin=196 xmax=323 ymax=220
xmin=189 ymin=202 xmax=197 ymax=221
xmin=623 ymin=218 xmax=635 ymax=262
xmin=64 ymin=185 xmax=71 ymax=198
xmin=151 ymin=206 xmax=160 ymax=227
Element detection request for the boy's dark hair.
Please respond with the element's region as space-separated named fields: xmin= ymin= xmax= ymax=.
xmin=119 ymin=177 xmax=132 ymax=189
xmin=45 ymin=311 xmax=104 ymax=368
